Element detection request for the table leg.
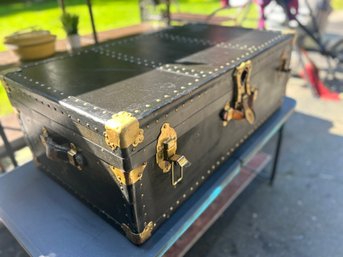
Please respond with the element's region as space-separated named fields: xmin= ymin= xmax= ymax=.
xmin=86 ymin=0 xmax=98 ymax=44
xmin=269 ymin=125 xmax=284 ymax=186
xmin=0 ymin=123 xmax=18 ymax=169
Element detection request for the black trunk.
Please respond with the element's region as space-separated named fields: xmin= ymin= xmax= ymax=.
xmin=1 ymin=24 xmax=293 ymax=245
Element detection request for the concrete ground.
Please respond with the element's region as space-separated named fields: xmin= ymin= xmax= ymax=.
xmin=0 ymin=10 xmax=343 ymax=257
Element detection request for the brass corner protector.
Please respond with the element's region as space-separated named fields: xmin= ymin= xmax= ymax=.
xmin=110 ymin=162 xmax=147 ymax=185
xmin=104 ymin=111 xmax=144 ymax=150
xmin=121 ymin=221 xmax=154 ymax=245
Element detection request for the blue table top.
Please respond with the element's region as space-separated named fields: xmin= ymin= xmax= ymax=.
xmin=0 ymin=97 xmax=296 ymax=257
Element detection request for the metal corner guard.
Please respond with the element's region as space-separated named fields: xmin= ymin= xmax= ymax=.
xmin=104 ymin=111 xmax=144 ymax=150
xmin=110 ymin=162 xmax=147 ymax=185
xmin=121 ymin=221 xmax=154 ymax=245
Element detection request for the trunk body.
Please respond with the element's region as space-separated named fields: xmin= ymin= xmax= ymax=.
xmin=2 ymin=24 xmax=293 ymax=245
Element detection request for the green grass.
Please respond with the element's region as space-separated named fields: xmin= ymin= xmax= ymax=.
xmin=0 ymin=0 xmax=258 ymax=52
xmin=0 ymin=0 xmax=226 ymax=116
xmin=0 ymin=0 xmax=142 ymax=51
xmin=332 ymin=0 xmax=343 ymax=10
xmin=0 ymin=0 xmax=342 ymax=53
xmin=0 ymin=0 xmax=224 ymax=52
xmin=0 ymin=82 xmax=13 ymax=116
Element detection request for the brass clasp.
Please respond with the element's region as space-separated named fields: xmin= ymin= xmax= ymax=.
xmin=221 ymin=60 xmax=258 ymax=126
xmin=67 ymin=143 xmax=82 ymax=170
xmin=156 ymin=123 xmax=191 ymax=186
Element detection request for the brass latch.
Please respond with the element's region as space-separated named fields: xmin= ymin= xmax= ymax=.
xmin=67 ymin=143 xmax=81 ymax=169
xmin=221 ymin=60 xmax=258 ymax=126
xmin=156 ymin=123 xmax=191 ymax=186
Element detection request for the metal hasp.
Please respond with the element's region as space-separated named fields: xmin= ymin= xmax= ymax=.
xmin=221 ymin=60 xmax=258 ymax=126
xmin=156 ymin=123 xmax=191 ymax=186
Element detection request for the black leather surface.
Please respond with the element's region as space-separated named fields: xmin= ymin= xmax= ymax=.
xmin=14 ymin=51 xmax=153 ymax=96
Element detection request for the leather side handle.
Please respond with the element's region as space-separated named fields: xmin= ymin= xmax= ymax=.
xmin=40 ymin=128 xmax=86 ymax=171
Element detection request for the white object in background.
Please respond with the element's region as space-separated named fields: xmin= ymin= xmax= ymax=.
xmin=228 ymin=0 xmax=250 ymax=7
xmin=67 ymin=34 xmax=81 ymax=51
